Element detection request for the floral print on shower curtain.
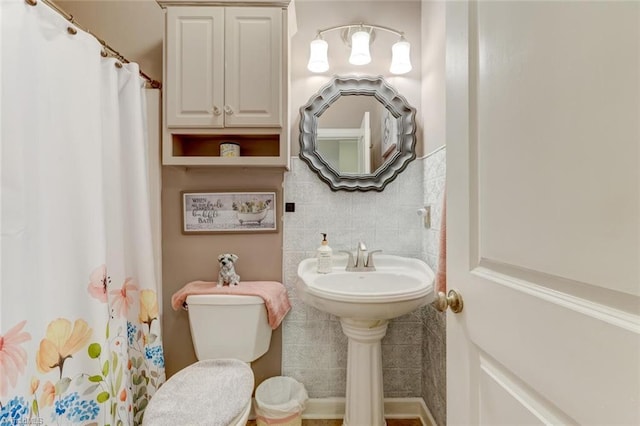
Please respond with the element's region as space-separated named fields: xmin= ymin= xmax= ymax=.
xmin=0 ymin=1 xmax=165 ymax=425
xmin=0 ymin=265 xmax=164 ymax=426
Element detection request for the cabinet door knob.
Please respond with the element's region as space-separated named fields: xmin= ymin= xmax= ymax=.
xmin=224 ymin=105 xmax=234 ymax=115
xmin=211 ymin=106 xmax=222 ymax=116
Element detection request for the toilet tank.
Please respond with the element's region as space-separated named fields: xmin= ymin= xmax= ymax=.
xmin=186 ymin=295 xmax=272 ymax=362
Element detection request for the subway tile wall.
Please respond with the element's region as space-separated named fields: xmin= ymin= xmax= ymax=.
xmin=422 ymin=147 xmax=446 ymax=272
xmin=282 ymin=149 xmax=447 ymax=424
xmin=282 ymin=157 xmax=425 ymax=398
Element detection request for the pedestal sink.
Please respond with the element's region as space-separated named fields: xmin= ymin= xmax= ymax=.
xmin=296 ymin=254 xmax=435 ymax=426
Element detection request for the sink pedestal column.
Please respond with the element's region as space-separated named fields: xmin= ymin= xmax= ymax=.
xmin=340 ymin=318 xmax=389 ymax=426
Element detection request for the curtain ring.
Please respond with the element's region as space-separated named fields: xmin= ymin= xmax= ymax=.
xmin=67 ymin=26 xmax=77 ymax=35
xmin=101 ymin=49 xmax=108 ymax=58
xmin=25 ymin=0 xmax=37 ymax=6
xmin=115 ymin=62 xmax=123 ymax=69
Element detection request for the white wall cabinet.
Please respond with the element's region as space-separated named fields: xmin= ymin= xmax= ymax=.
xmin=160 ymin=1 xmax=290 ymax=167
xmin=166 ymin=7 xmax=224 ymax=128
xmin=166 ymin=6 xmax=282 ymax=128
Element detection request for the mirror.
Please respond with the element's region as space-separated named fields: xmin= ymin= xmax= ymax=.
xmin=299 ymin=76 xmax=416 ymax=191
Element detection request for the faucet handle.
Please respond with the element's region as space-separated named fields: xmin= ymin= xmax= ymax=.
xmin=339 ymin=250 xmax=355 ymax=269
xmin=365 ymin=250 xmax=382 ymax=270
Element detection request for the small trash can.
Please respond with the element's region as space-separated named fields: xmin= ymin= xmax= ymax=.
xmin=255 ymin=376 xmax=308 ymax=426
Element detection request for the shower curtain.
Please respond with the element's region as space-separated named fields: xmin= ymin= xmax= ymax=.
xmin=0 ymin=1 xmax=165 ymax=425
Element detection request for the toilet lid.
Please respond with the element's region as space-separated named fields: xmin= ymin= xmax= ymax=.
xmin=143 ymin=359 xmax=254 ymax=426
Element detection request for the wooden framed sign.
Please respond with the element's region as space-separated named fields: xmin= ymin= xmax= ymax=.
xmin=182 ymin=191 xmax=277 ymax=234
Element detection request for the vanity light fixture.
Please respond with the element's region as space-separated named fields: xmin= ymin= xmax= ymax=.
xmin=307 ymin=23 xmax=412 ymax=75
xmin=307 ymin=36 xmax=330 ymax=73
xmin=348 ymin=26 xmax=372 ymax=65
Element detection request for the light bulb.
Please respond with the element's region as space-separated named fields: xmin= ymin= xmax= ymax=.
xmin=349 ymin=30 xmax=371 ymax=66
xmin=390 ymin=39 xmax=412 ymax=74
xmin=307 ymin=38 xmax=329 ymax=73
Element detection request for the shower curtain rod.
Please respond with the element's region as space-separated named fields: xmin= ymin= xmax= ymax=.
xmin=27 ymin=0 xmax=162 ymax=89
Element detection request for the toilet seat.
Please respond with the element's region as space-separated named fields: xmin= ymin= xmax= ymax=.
xmin=143 ymin=359 xmax=254 ymax=426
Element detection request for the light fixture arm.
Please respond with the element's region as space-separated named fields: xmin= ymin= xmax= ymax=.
xmin=316 ymin=23 xmax=405 ymax=39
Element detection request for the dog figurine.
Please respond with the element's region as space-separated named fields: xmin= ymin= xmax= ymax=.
xmin=217 ymin=253 xmax=240 ymax=287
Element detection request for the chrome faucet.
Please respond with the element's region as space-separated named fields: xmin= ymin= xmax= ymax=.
xmin=356 ymin=241 xmax=367 ymax=268
xmin=340 ymin=242 xmax=381 ymax=272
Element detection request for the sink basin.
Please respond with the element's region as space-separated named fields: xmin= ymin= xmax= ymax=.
xmin=296 ymin=254 xmax=435 ymax=320
xmin=296 ymin=253 xmax=435 ymax=425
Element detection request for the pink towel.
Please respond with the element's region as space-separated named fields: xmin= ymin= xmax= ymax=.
xmin=171 ymin=280 xmax=291 ymax=329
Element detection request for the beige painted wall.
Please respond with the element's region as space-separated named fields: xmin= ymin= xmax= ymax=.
xmin=290 ymin=1 xmax=423 ymax=157
xmin=57 ymin=0 xmax=425 ymax=158
xmin=55 ymin=0 xmax=426 ymax=386
xmin=161 ymin=167 xmax=285 ymax=383
xmin=421 ymin=0 xmax=446 ymax=154
xmin=56 ymin=0 xmax=164 ymax=82
xmin=56 ymin=0 xmax=286 ymax=384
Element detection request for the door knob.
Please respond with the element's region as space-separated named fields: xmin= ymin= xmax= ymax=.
xmin=224 ymin=105 xmax=234 ymax=115
xmin=211 ymin=106 xmax=221 ymax=116
xmin=435 ymin=289 xmax=463 ymax=313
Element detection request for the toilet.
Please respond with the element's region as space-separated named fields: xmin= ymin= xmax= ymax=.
xmin=143 ymin=294 xmax=273 ymax=426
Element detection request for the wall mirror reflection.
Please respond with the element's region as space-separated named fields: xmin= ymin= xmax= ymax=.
xmin=299 ymin=76 xmax=416 ymax=191
xmin=317 ymin=96 xmax=402 ymax=175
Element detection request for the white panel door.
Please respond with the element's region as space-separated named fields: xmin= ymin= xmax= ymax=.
xmin=446 ymin=1 xmax=640 ymax=425
xmin=166 ymin=7 xmax=224 ymax=128
xmin=224 ymin=7 xmax=282 ymax=127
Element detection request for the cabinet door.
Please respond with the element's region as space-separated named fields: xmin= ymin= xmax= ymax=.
xmin=166 ymin=7 xmax=224 ymax=128
xmin=224 ymin=8 xmax=282 ymax=127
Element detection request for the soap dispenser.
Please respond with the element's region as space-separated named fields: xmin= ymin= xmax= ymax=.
xmin=317 ymin=233 xmax=333 ymax=274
